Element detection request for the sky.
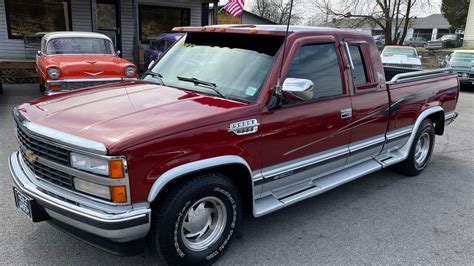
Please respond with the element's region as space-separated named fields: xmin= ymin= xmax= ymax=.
xmin=220 ymin=0 xmax=443 ymax=22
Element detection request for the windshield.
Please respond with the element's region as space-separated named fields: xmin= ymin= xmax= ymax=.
xmin=47 ymin=37 xmax=114 ymax=55
xmin=440 ymin=34 xmax=458 ymax=40
xmin=382 ymin=48 xmax=417 ymax=58
xmin=145 ymin=32 xmax=283 ymax=103
xmin=451 ymin=52 xmax=474 ymax=64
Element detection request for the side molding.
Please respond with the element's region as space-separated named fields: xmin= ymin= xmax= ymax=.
xmin=147 ymin=155 xmax=252 ymax=202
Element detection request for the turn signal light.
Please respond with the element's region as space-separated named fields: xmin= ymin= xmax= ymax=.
xmin=111 ymin=186 xmax=127 ymax=203
xmin=49 ymin=84 xmax=62 ymax=91
xmin=109 ymin=160 xmax=124 ymax=178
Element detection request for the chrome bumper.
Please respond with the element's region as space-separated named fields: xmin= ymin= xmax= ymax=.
xmin=445 ymin=112 xmax=458 ymax=126
xmin=46 ymin=78 xmax=136 ymax=95
xmin=8 ymin=152 xmax=150 ymax=243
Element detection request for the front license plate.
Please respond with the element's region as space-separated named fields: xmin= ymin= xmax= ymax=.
xmin=13 ymin=188 xmax=32 ymax=218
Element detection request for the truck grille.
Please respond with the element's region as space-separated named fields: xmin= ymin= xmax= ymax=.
xmin=16 ymin=126 xmax=74 ymax=190
xmin=17 ymin=126 xmax=69 ymax=166
xmin=58 ymin=80 xmax=122 ymax=91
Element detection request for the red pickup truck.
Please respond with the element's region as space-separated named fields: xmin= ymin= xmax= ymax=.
xmin=9 ymin=25 xmax=459 ymax=264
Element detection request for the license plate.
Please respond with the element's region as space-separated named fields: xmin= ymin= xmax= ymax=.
xmin=13 ymin=188 xmax=32 ymax=218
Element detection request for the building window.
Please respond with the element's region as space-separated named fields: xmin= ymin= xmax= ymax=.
xmin=5 ymin=0 xmax=71 ymax=39
xmin=139 ymin=5 xmax=190 ymax=42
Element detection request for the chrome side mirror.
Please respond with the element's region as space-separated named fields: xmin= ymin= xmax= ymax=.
xmin=37 ymin=50 xmax=42 ymax=56
xmin=282 ymin=78 xmax=314 ymax=101
xmin=148 ymin=60 xmax=155 ymax=70
xmin=115 ymin=50 xmax=121 ymax=57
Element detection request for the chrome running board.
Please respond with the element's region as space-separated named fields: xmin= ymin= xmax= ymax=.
xmin=253 ymin=159 xmax=382 ymax=217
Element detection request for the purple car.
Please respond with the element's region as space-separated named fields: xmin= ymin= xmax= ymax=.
xmin=144 ymin=33 xmax=183 ymax=69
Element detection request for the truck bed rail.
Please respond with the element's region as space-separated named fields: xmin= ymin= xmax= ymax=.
xmin=386 ymin=68 xmax=454 ymax=85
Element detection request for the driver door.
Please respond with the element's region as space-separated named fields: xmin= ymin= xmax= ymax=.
xmin=259 ymin=37 xmax=353 ymax=199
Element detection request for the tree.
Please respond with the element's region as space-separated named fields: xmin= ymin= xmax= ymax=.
xmin=252 ymin=0 xmax=303 ymax=24
xmin=441 ymin=0 xmax=470 ymax=30
xmin=313 ymin=0 xmax=432 ymax=45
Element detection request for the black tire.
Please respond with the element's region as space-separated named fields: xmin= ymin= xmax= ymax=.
xmin=396 ymin=119 xmax=435 ymax=176
xmin=151 ymin=172 xmax=242 ymax=265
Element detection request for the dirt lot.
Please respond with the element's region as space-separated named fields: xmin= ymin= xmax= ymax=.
xmin=0 ymin=84 xmax=473 ymax=264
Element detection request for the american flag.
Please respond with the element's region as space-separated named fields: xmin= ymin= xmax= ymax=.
xmin=224 ymin=0 xmax=245 ymax=16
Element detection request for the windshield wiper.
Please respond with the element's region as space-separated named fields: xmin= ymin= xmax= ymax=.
xmin=176 ymin=76 xmax=226 ymax=99
xmin=146 ymin=71 xmax=165 ymax=85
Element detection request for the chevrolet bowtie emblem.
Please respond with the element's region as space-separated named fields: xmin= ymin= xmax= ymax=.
xmin=25 ymin=150 xmax=37 ymax=163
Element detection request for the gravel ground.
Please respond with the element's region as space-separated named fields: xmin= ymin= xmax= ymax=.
xmin=0 ymin=84 xmax=473 ymax=265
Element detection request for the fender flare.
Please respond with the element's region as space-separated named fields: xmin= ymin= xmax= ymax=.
xmin=147 ymin=155 xmax=252 ymax=202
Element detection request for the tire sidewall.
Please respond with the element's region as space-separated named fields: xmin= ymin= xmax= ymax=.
xmin=157 ymin=179 xmax=240 ymax=265
xmin=412 ymin=121 xmax=435 ymax=171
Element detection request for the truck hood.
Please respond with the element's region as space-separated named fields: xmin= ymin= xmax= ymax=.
xmin=17 ymin=81 xmax=254 ymax=153
xmin=46 ymin=55 xmax=129 ymax=78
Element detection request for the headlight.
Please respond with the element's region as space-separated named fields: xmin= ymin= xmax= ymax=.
xmin=70 ymin=152 xmax=109 ymax=176
xmin=73 ymin=178 xmax=111 ymax=200
xmin=125 ymin=66 xmax=136 ymax=77
xmin=47 ymin=67 xmax=60 ymax=79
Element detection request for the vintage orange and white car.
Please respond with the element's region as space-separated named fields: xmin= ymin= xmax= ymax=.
xmin=36 ymin=32 xmax=138 ymax=95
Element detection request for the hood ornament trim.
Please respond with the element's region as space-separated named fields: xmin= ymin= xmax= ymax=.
xmin=84 ymin=71 xmax=104 ymax=76
xmin=228 ymin=119 xmax=259 ymax=136
xmin=84 ymin=60 xmax=98 ymax=64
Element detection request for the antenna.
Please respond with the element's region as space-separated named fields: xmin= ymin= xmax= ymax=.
xmin=276 ymin=0 xmax=295 ymax=94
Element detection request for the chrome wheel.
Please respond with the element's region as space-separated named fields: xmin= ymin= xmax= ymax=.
xmin=180 ymin=196 xmax=227 ymax=252
xmin=414 ymin=132 xmax=431 ymax=166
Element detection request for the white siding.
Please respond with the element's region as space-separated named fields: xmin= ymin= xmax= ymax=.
xmin=71 ymin=0 xmax=92 ymax=32
xmin=121 ymin=0 xmax=203 ymax=61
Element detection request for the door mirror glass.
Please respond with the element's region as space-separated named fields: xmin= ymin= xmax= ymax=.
xmin=282 ymin=78 xmax=314 ymax=102
xmin=148 ymin=60 xmax=155 ymax=69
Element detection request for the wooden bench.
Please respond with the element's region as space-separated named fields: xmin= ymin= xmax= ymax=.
xmin=0 ymin=60 xmax=37 ymax=94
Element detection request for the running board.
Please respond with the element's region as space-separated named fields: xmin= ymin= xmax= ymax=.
xmin=253 ymin=159 xmax=382 ymax=217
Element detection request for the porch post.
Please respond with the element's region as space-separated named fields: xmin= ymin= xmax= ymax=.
xmin=212 ymin=0 xmax=219 ymax=25
xmin=132 ymin=0 xmax=140 ymax=71
xmin=91 ymin=0 xmax=98 ymax=32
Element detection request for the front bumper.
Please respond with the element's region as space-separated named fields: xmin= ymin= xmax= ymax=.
xmin=458 ymin=76 xmax=474 ymax=85
xmin=445 ymin=111 xmax=458 ymax=126
xmin=46 ymin=78 xmax=136 ymax=95
xmin=8 ymin=151 xmax=150 ymax=243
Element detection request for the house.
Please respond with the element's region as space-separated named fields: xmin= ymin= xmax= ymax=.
xmin=320 ymin=14 xmax=454 ymax=41
xmin=0 ymin=0 xmax=220 ymax=65
xmin=464 ymin=0 xmax=474 ymax=47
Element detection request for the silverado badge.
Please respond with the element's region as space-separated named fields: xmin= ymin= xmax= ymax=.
xmin=228 ymin=119 xmax=259 ymax=136
xmin=25 ymin=150 xmax=37 ymax=163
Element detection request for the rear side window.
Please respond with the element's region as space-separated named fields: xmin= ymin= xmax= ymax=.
xmin=348 ymin=45 xmax=368 ymax=86
xmin=286 ymin=43 xmax=344 ymax=101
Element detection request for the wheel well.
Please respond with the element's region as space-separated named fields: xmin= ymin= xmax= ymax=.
xmin=426 ymin=111 xmax=445 ymax=135
xmin=150 ymin=164 xmax=254 ymax=215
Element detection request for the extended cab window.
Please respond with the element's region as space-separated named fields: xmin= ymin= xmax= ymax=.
xmin=348 ymin=45 xmax=368 ymax=86
xmin=285 ymin=43 xmax=343 ymax=102
xmin=146 ymin=32 xmax=284 ymax=103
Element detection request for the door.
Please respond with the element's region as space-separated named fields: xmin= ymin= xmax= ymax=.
xmin=260 ymin=38 xmax=353 ymax=199
xmin=97 ymin=0 xmax=121 ymax=53
xmin=343 ymin=40 xmax=389 ymax=164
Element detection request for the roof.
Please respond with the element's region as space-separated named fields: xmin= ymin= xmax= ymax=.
xmin=411 ymin=14 xmax=450 ymax=29
xmin=42 ymin=31 xmax=112 ymax=42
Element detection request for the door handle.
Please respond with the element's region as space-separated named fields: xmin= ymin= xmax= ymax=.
xmin=340 ymin=108 xmax=352 ymax=119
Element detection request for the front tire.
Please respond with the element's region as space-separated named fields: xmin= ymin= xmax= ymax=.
xmin=396 ymin=119 xmax=435 ymax=176
xmin=151 ymin=172 xmax=242 ymax=265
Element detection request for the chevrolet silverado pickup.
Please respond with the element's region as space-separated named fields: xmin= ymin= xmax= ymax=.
xmin=9 ymin=25 xmax=459 ymax=265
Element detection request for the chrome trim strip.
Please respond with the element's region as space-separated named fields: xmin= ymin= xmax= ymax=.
xmin=386 ymin=126 xmax=413 ymax=141
xmin=349 ymin=135 xmax=386 ymax=153
xmin=147 ymin=155 xmax=253 ymax=202
xmin=387 ymin=68 xmax=453 ymax=84
xmin=13 ymin=107 xmax=108 ymax=155
xmin=47 ymin=77 xmax=136 ymax=84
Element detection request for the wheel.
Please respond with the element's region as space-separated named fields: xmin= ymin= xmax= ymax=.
xmin=151 ymin=172 xmax=242 ymax=265
xmin=396 ymin=119 xmax=435 ymax=176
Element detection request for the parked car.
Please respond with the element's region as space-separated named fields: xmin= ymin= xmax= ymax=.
xmin=36 ymin=31 xmax=138 ymax=95
xmin=442 ymin=50 xmax=474 ymax=86
xmin=144 ymin=33 xmax=183 ymax=69
xmin=403 ymin=36 xmax=427 ymax=47
xmin=373 ymin=34 xmax=385 ymax=49
xmin=10 ymin=25 xmax=459 ymax=265
xmin=381 ymin=45 xmax=422 ymax=68
xmin=426 ymin=34 xmax=464 ymax=50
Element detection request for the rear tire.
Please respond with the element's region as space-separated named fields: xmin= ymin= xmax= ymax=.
xmin=151 ymin=172 xmax=242 ymax=265
xmin=396 ymin=119 xmax=435 ymax=176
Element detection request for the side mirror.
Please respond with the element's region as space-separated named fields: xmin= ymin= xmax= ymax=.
xmin=282 ymin=78 xmax=314 ymax=102
xmin=115 ymin=50 xmax=121 ymax=57
xmin=148 ymin=60 xmax=155 ymax=70
xmin=37 ymin=50 xmax=42 ymax=56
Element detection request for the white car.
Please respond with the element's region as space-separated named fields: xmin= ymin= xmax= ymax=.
xmin=381 ymin=46 xmax=422 ymax=68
